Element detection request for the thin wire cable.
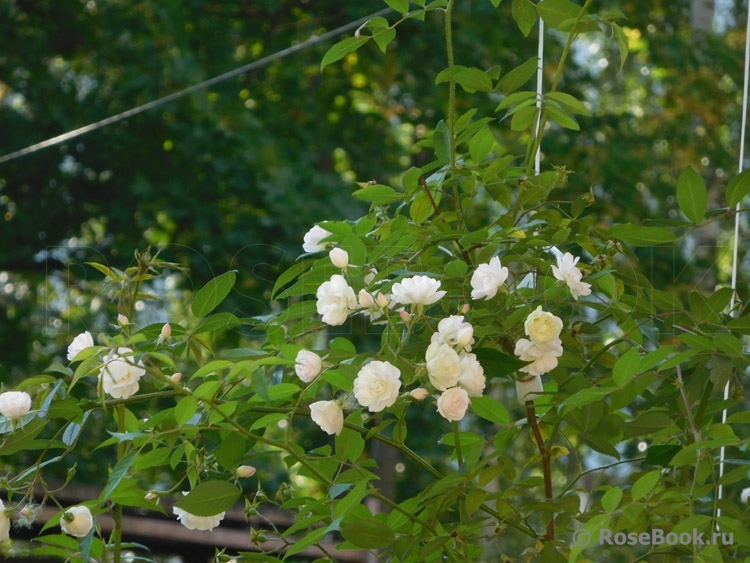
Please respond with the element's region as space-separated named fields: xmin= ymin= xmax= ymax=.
xmin=716 ymin=5 xmax=750 ymax=520
xmin=534 ymin=19 xmax=545 ymax=175
xmin=0 ymin=8 xmax=392 ymax=166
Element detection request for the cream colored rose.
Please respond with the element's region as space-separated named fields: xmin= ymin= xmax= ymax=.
xmin=551 ymin=252 xmax=592 ymax=300
xmin=66 ymin=331 xmax=94 ymax=361
xmin=514 ymin=337 xmax=563 ymax=376
xmin=516 ymin=374 xmax=544 ymax=404
xmin=436 ymin=387 xmax=470 ymax=422
xmin=316 ymin=274 xmax=357 ymax=326
xmin=391 ymin=275 xmax=446 ymax=306
xmin=99 ymin=347 xmax=146 ymax=399
xmin=432 ymin=315 xmax=474 ymax=351
xmin=457 ymin=353 xmax=486 ymax=397
xmin=425 ymin=342 xmax=461 ymax=391
xmin=353 ymin=361 xmax=402 ymax=412
xmin=61 ymin=505 xmax=94 ymax=537
xmin=295 ymin=349 xmax=323 ymax=383
xmin=0 ymin=391 xmax=31 ymax=420
xmin=173 ymin=505 xmax=225 ymax=531
xmin=524 ymin=306 xmax=563 ymax=344
xmin=309 ymin=400 xmax=344 ymax=435
xmin=302 ymin=225 xmax=332 ymax=253
xmin=470 ymin=256 xmax=509 ymax=300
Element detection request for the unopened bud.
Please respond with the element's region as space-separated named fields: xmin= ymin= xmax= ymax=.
xmin=377 ymin=292 xmax=389 ymax=308
xmin=117 ymin=314 xmax=129 ymax=326
xmin=399 ymin=310 xmax=411 ymax=323
xmin=358 ymin=289 xmax=374 ymax=309
xmin=460 ymin=303 xmax=470 ymax=314
xmin=144 ymin=492 xmax=158 ymax=501
xmin=170 ymin=373 xmax=182 ymax=383
xmin=236 ymin=465 xmax=257 ymax=478
xmin=329 ymin=248 xmax=349 ymax=269
xmin=410 ymin=388 xmax=429 ymax=401
xmin=160 ymin=323 xmax=171 ymax=339
xmin=20 ymin=506 xmax=32 ymax=518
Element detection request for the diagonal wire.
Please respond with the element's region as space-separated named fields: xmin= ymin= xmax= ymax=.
xmin=716 ymin=3 xmax=750 ymax=520
xmin=0 ymin=8 xmax=391 ymax=166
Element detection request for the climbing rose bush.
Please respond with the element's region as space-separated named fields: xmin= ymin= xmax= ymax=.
xmin=1 ymin=4 xmax=749 ymax=563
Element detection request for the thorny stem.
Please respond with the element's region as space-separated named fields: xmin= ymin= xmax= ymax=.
xmin=526 ymin=401 xmax=554 ymax=540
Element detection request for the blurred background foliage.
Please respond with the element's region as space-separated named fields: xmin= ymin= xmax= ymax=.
xmin=1 ymin=0 xmax=749 ymax=531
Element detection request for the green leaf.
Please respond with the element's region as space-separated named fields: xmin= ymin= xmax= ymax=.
xmin=677 ymin=165 xmax=707 ymax=223
xmin=545 ymin=105 xmax=580 ymax=130
xmin=174 ymin=481 xmax=241 ymax=517
xmin=101 ymin=451 xmax=137 ymax=503
xmin=600 ymin=486 xmax=622 ymax=513
xmin=643 ymin=444 xmax=681 ymax=466
xmin=612 ymin=23 xmax=629 ymax=71
xmin=384 ymin=0 xmax=409 ymax=13
xmin=545 ymin=91 xmax=591 ymax=116
xmin=469 ymin=125 xmax=494 ymax=162
xmin=498 ymin=57 xmax=538 ymax=93
xmin=536 ymin=0 xmax=586 ymax=31
xmin=512 ymin=0 xmax=537 ymax=37
xmin=725 ymin=168 xmax=750 ymax=206
xmin=510 ymin=105 xmax=538 ymax=131
xmin=320 ymin=36 xmax=370 ymax=71
xmin=333 ymin=480 xmax=369 ymax=520
xmin=453 ymin=67 xmax=493 ymax=93
xmin=193 ymin=312 xmax=240 ymax=334
xmin=631 ymin=470 xmax=660 ymax=501
xmin=191 ymin=270 xmax=237 ymax=318
xmin=433 ymin=120 xmax=451 ymax=165
xmin=470 ymin=395 xmax=509 ymax=424
xmin=410 ymin=191 xmax=435 ymax=224
xmin=608 ymin=224 xmax=676 ymax=246
xmin=175 ymin=395 xmax=198 ymax=426
xmin=727 ymin=315 xmax=750 ymax=335
xmin=473 ymin=348 xmax=527 ymax=378
xmin=612 ymin=347 xmax=640 ymax=386
xmin=213 ymin=432 xmax=248 ymax=469
xmin=372 ymin=26 xmax=397 ymax=53
xmin=340 ymin=517 xmax=395 ymax=549
xmin=352 ymin=184 xmax=404 ymax=204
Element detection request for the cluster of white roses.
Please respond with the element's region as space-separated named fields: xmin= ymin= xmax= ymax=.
xmin=300 ymin=225 xmax=594 ymax=427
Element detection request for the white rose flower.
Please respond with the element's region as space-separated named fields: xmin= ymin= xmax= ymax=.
xmin=316 ymin=275 xmax=357 ymax=326
xmin=353 ymin=361 xmax=402 ymax=412
xmin=0 ymin=391 xmax=32 ymax=420
xmin=302 ymin=225 xmax=332 ymax=253
xmin=294 ymin=350 xmax=323 ymax=383
xmin=524 ymin=306 xmax=563 ymax=345
xmin=173 ymin=505 xmax=225 ymax=531
xmin=457 ymin=353 xmax=486 ymax=397
xmin=551 ymin=252 xmax=592 ymax=300
xmin=436 ymin=387 xmax=470 ymax=422
xmin=425 ymin=342 xmax=461 ymax=391
xmin=309 ymin=400 xmax=344 ymax=435
xmin=516 ymin=374 xmax=544 ymax=404
xmin=391 ymin=275 xmax=446 ymax=306
xmin=329 ymin=247 xmax=349 ymax=269
xmin=99 ymin=348 xmax=146 ymax=399
xmin=741 ymin=487 xmax=750 ymax=504
xmin=432 ymin=315 xmax=474 ymax=351
xmin=470 ymin=256 xmax=509 ymax=300
xmin=60 ymin=505 xmax=94 ymax=538
xmin=66 ymin=331 xmax=95 ymax=361
xmin=0 ymin=499 xmax=10 ymax=541
xmin=514 ymin=337 xmax=563 ymax=376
